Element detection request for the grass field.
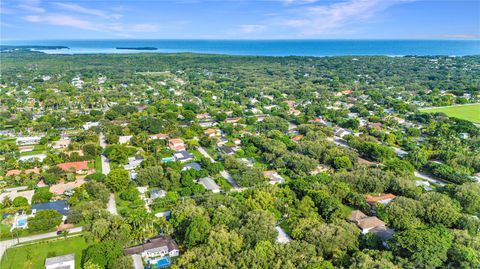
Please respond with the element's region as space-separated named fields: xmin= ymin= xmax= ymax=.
xmin=420 ymin=103 xmax=480 ymax=123
xmin=0 ymin=236 xmax=89 ymax=269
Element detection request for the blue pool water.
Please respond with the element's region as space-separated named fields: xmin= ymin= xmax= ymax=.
xmin=154 ymin=257 xmax=171 ymax=268
xmin=2 ymin=39 xmax=479 ymax=56
xmin=17 ymin=219 xmax=26 ymax=226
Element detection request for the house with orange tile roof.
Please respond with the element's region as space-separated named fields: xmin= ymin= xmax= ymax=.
xmin=204 ymin=128 xmax=220 ymax=137
xmin=149 ymin=133 xmax=168 ymax=140
xmin=57 ymin=161 xmax=89 ymax=173
xmin=225 ymin=117 xmax=241 ymax=123
xmin=6 ymin=167 xmax=40 ymax=177
xmin=308 ymin=118 xmax=325 ymax=124
xmin=366 ymin=193 xmax=396 ymax=205
xmin=168 ymin=138 xmax=186 ymax=151
xmin=291 ymin=134 xmax=304 ymax=143
xmin=349 ymin=210 xmax=385 ymax=233
xmin=289 ymin=109 xmax=301 ymax=116
xmin=196 ymin=112 xmax=210 ymax=119
xmin=49 ymin=179 xmax=86 ymax=195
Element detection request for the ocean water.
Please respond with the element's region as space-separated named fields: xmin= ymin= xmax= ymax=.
xmin=2 ymin=39 xmax=479 ymax=56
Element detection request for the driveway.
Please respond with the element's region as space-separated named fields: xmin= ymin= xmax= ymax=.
xmin=197 ymin=146 xmax=215 ymax=163
xmin=0 ymin=226 xmax=83 ymax=259
xmin=107 ymin=194 xmax=118 ymax=215
xmin=414 ymin=171 xmax=446 ymax=186
xmin=101 ymin=155 xmax=111 ymax=175
xmin=132 ymin=254 xmax=145 ymax=269
xmin=220 ymin=170 xmax=241 ymax=190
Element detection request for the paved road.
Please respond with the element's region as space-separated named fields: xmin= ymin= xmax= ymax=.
xmin=132 ymin=254 xmax=145 ymax=269
xmin=220 ymin=170 xmax=241 ymax=190
xmin=99 ymin=132 xmax=107 ymax=148
xmin=0 ymin=227 xmax=83 ymax=259
xmin=101 ymin=155 xmax=111 ymax=175
xmin=197 ymin=146 xmax=215 ymax=163
xmin=99 ymin=132 xmax=116 ymax=215
xmin=414 ymin=171 xmax=446 ymax=186
xmin=107 ymin=194 xmax=118 ymax=215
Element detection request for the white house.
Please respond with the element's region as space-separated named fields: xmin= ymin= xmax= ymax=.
xmin=124 ymin=236 xmax=179 ymax=259
xmin=16 ymin=136 xmax=41 ymax=145
xmin=198 ymin=177 xmax=221 ymax=193
xmin=119 ymin=135 xmax=133 ymax=144
xmin=45 ymin=253 xmax=75 ymax=269
xmin=82 ymin=122 xmax=99 ymax=130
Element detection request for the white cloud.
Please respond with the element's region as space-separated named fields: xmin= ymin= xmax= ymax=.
xmin=283 ymin=0 xmax=319 ymax=5
xmin=441 ymin=34 xmax=480 ymax=39
xmin=238 ymin=24 xmax=267 ymax=33
xmin=285 ymin=0 xmax=416 ymax=36
xmin=53 ymin=2 xmax=122 ymax=19
xmin=17 ymin=0 xmax=45 ymax=13
xmin=23 ymin=14 xmax=98 ymax=30
xmin=23 ymin=14 xmax=159 ymax=34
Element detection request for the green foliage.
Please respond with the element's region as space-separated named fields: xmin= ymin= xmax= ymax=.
xmin=82 ymin=241 xmax=123 ymax=269
xmin=185 ymin=216 xmax=211 ymax=247
xmin=32 ymin=187 xmax=53 ymax=204
xmin=105 ymin=168 xmax=130 ymax=192
xmin=419 ymin=192 xmax=461 ymax=227
xmin=390 ymin=226 xmax=452 ymax=268
xmin=28 ymin=209 xmax=62 ymax=232
xmin=12 ymin=196 xmax=29 ymax=207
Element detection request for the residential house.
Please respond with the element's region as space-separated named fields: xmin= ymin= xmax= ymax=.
xmin=216 ymin=137 xmax=229 ymax=146
xmin=16 ymin=136 xmax=41 ymax=145
xmin=18 ymin=145 xmax=34 ymax=153
xmin=289 ymin=109 xmax=301 ymax=116
xmin=52 ymin=138 xmax=71 ymax=149
xmin=198 ymin=120 xmax=217 ymax=128
xmin=124 ymin=156 xmax=144 ymax=170
xmin=82 ymin=122 xmax=99 ymax=130
xmin=5 ymin=167 xmax=40 ymax=177
xmin=308 ymin=118 xmax=325 ymax=124
xmin=118 ymin=135 xmax=133 ymax=144
xmin=124 ymin=236 xmax=180 ymax=258
xmin=45 ymin=254 xmax=75 ymax=269
xmin=32 ymin=200 xmax=69 ymax=219
xmin=366 ymin=193 xmax=396 ymax=205
xmin=182 ymin=162 xmax=202 ymax=171
xmin=57 ymin=161 xmax=89 ymax=173
xmin=225 ymin=117 xmax=241 ymax=123
xmin=333 ymin=127 xmax=353 ymax=138
xmin=204 ymin=128 xmax=221 ymax=138
xmin=349 ymin=210 xmax=386 ymax=233
xmin=198 ymin=177 xmax=221 ymax=193
xmin=173 ymin=151 xmax=194 ymax=163
xmin=196 ymin=113 xmax=210 ymax=119
xmin=0 ymin=189 xmax=35 ymax=205
xmin=264 ymin=170 xmax=285 ymax=185
xmin=49 ymin=179 xmax=86 ymax=195
xmin=149 ymin=133 xmax=168 ymax=140
xmin=219 ymin=146 xmax=235 ymax=155
xmin=255 ymin=114 xmax=268 ymax=122
xmin=291 ymin=134 xmax=304 ymax=143
xmin=168 ymin=138 xmax=186 ymax=151
xmin=150 ymin=189 xmax=167 ymax=200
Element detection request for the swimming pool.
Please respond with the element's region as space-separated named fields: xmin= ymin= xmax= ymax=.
xmin=153 ymin=257 xmax=171 ymax=268
xmin=17 ymin=219 xmax=27 ymax=226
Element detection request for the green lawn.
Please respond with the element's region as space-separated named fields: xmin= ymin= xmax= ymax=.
xmin=94 ymin=155 xmax=102 ymax=172
xmin=0 ymin=236 xmax=90 ymax=269
xmin=420 ymin=103 xmax=480 ymax=123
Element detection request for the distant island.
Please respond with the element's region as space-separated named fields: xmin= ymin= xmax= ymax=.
xmin=116 ymin=47 xmax=158 ymax=50
xmin=0 ymin=45 xmax=69 ymax=52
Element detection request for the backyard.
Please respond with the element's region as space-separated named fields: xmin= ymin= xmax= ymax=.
xmin=420 ymin=103 xmax=480 ymax=123
xmin=0 ymin=235 xmax=90 ymax=269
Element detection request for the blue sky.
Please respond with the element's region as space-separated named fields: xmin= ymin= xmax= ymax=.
xmin=1 ymin=0 xmax=479 ymax=40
